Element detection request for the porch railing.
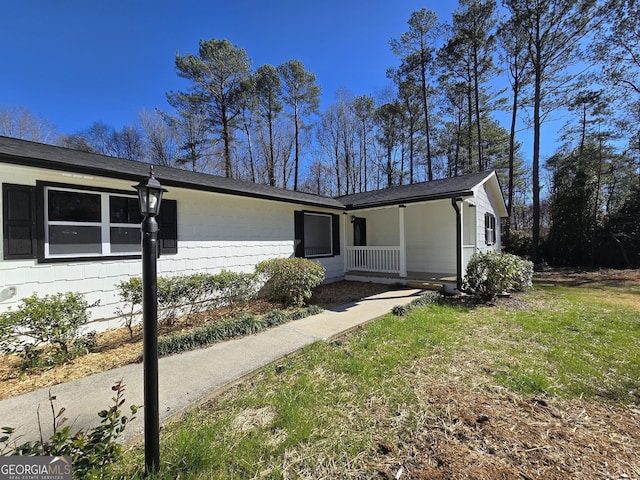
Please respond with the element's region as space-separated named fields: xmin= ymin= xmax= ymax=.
xmin=345 ymin=246 xmax=400 ymax=274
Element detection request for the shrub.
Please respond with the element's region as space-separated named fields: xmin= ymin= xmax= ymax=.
xmin=0 ymin=292 xmax=99 ymax=369
xmin=263 ymin=308 xmax=288 ymax=327
xmin=213 ymin=270 xmax=259 ymax=309
xmin=256 ymin=257 xmax=325 ymax=307
xmin=392 ymin=292 xmax=443 ymax=316
xmin=157 ymin=305 xmax=323 ymax=357
xmin=157 ymin=275 xmax=190 ymax=326
xmin=463 ymin=251 xmax=534 ymax=301
xmin=115 ymin=277 xmax=142 ymax=338
xmin=504 ymin=230 xmax=532 ymax=258
xmin=1 ymin=381 xmax=138 ymax=479
xmin=408 ymin=291 xmax=443 ymax=309
xmin=115 ymin=271 xmax=259 ymax=330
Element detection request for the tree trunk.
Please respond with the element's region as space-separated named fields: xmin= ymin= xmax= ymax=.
xmin=420 ymin=60 xmax=433 ymax=181
xmin=473 ymin=44 xmax=483 ymax=171
xmin=293 ymin=104 xmax=300 ymax=191
xmin=531 ymin=43 xmax=542 ymax=265
xmin=506 ymin=79 xmax=519 ymax=250
xmin=223 ymin=116 xmax=232 ymax=178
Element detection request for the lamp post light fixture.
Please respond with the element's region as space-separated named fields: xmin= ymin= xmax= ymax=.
xmin=134 ymin=165 xmax=166 ymax=475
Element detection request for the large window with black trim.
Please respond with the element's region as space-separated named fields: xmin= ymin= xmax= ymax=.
xmin=294 ymin=211 xmax=340 ymax=258
xmin=3 ymin=182 xmax=178 ymax=261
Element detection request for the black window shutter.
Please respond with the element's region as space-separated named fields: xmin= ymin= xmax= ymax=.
xmin=294 ymin=210 xmax=305 ymax=258
xmin=3 ymin=184 xmax=37 ymax=260
xmin=158 ymin=199 xmax=178 ymax=255
xmin=332 ymin=214 xmax=340 ymax=256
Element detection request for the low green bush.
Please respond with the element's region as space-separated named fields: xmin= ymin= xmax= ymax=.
xmin=392 ymin=292 xmax=443 ymax=316
xmin=256 ymin=257 xmax=325 ymax=307
xmin=115 ymin=277 xmax=142 ymax=338
xmin=463 ymin=251 xmax=534 ymax=301
xmin=1 ymin=381 xmax=138 ymax=479
xmin=115 ymin=270 xmax=259 ymax=330
xmin=0 ymin=292 xmax=99 ymax=369
xmin=157 ymin=305 xmax=323 ymax=357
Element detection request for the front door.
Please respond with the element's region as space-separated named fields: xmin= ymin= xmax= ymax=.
xmin=353 ymin=217 xmax=366 ymax=246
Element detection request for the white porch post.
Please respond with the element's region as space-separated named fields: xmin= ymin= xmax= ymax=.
xmin=342 ymin=212 xmax=348 ymax=274
xmin=399 ymin=205 xmax=407 ymax=278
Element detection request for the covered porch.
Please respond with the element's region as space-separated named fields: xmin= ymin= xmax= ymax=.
xmin=344 ymin=267 xmax=458 ymax=290
xmin=342 ymin=198 xmax=479 ymax=290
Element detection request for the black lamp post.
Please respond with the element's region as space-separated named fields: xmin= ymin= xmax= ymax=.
xmin=134 ymin=165 xmax=166 ymax=475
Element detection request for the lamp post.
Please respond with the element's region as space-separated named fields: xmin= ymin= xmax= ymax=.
xmin=135 ymin=166 xmax=166 ymax=475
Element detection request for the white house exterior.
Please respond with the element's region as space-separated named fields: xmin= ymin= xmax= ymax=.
xmin=1 ymin=136 xmax=507 ymax=329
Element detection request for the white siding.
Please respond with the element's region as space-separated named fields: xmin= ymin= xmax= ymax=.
xmin=405 ymin=199 xmax=457 ymax=274
xmin=473 ymin=182 xmax=502 ymax=255
xmin=0 ymin=163 xmax=344 ymax=330
xmin=357 ymin=207 xmax=399 ymax=246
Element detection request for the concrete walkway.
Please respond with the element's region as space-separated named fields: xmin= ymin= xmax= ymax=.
xmin=0 ymin=288 xmax=423 ymax=445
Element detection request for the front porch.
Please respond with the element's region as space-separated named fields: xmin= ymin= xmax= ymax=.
xmin=340 ymin=198 xmax=480 ymax=293
xmin=345 ymin=268 xmax=457 ymax=291
xmin=343 ymin=244 xmax=474 ymax=290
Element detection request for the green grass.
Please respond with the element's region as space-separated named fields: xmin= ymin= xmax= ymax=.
xmin=110 ymin=282 xmax=640 ymax=479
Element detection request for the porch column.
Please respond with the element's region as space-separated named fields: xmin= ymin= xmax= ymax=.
xmin=399 ymin=205 xmax=407 ymax=277
xmin=342 ymin=211 xmax=348 ymax=274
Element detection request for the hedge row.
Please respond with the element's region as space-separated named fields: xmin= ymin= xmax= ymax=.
xmin=116 ymin=258 xmax=326 ymax=334
xmin=157 ymin=305 xmax=322 ymax=357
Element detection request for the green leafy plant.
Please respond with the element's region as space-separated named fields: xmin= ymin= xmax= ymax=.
xmin=115 ymin=271 xmax=259 ymax=330
xmin=1 ymin=381 xmax=138 ymax=479
xmin=392 ymin=292 xmax=442 ymax=316
xmin=115 ymin=277 xmax=142 ymax=338
xmin=157 ymin=305 xmax=323 ymax=357
xmin=256 ymin=257 xmax=325 ymax=307
xmin=0 ymin=292 xmax=99 ymax=369
xmin=463 ymin=251 xmax=534 ymax=301
xmin=212 ymin=270 xmax=259 ymax=310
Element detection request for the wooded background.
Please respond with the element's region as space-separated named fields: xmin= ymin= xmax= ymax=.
xmin=2 ymin=0 xmax=638 ymax=269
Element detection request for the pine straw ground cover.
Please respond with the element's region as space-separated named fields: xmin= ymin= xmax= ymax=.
xmin=112 ymin=270 xmax=639 ymax=479
xmin=0 ymin=281 xmax=389 ymax=400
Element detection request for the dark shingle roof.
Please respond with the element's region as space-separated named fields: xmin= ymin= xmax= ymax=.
xmin=0 ymin=136 xmax=344 ymax=209
xmin=0 ymin=136 xmax=500 ymax=211
xmin=336 ymin=170 xmax=496 ymax=209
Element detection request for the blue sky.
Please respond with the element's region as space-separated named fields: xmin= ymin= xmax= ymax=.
xmin=2 ymin=1 xmax=456 ymax=135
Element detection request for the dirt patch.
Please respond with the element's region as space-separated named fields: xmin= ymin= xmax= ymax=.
xmin=0 ymin=281 xmax=390 ymax=400
xmin=310 ymin=280 xmax=391 ymax=308
xmin=372 ymin=381 xmax=640 ymax=479
xmin=534 ymin=268 xmax=640 ymax=288
xmin=375 ymin=376 xmax=640 ymax=480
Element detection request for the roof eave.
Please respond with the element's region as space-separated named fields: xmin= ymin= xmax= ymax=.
xmin=344 ymin=190 xmax=475 ymax=210
xmin=0 ymin=152 xmax=345 ymax=210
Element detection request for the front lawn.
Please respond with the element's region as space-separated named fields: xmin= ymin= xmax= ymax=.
xmin=111 ymin=271 xmax=640 ymax=479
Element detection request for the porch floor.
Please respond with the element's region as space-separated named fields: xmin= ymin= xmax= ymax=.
xmin=345 ymin=270 xmax=457 ymax=290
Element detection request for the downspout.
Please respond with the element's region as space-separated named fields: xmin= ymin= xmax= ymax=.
xmin=451 ymin=197 xmax=463 ymax=292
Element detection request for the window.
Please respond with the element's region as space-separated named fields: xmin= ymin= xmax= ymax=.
xmin=485 ymin=213 xmax=496 ymax=246
xmin=2 ymin=182 xmax=178 ymax=261
xmin=294 ymin=211 xmax=340 ymax=258
xmin=44 ymin=187 xmax=145 ymax=258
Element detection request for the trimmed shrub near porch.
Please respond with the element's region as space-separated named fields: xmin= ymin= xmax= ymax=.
xmin=463 ymin=251 xmax=533 ymax=301
xmin=255 ymin=258 xmax=325 ymax=307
